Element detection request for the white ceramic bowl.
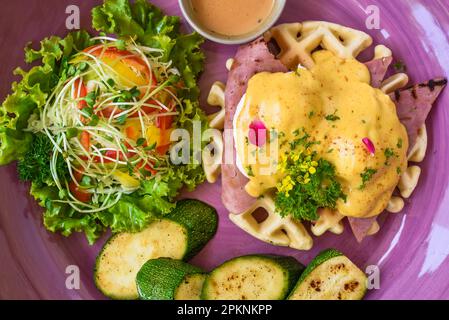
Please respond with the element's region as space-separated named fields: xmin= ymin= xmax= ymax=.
xmin=178 ymin=0 xmax=286 ymax=45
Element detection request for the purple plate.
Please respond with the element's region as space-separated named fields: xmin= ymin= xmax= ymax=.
xmin=1 ymin=0 xmax=448 ymax=300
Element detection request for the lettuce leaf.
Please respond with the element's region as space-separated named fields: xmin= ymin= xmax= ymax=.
xmin=99 ymin=195 xmax=157 ymax=234
xmin=0 ymin=129 xmax=32 ymax=165
xmin=0 ymin=30 xmax=92 ymax=165
xmin=31 ymin=183 xmax=105 ymax=245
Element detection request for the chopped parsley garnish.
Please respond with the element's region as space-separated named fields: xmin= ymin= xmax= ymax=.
xmin=397 ymin=138 xmax=403 ymax=149
xmin=289 ymin=130 xmax=319 ymax=150
xmin=325 ymin=110 xmax=340 ymax=122
xmin=397 ymin=167 xmax=402 ymax=175
xmin=17 ymin=133 xmax=69 ymax=187
xmin=384 ymin=148 xmax=397 ymax=165
xmin=308 ymin=111 xmax=315 ymax=119
xmin=359 ymin=168 xmax=377 ymax=190
xmin=275 ymin=133 xmax=346 ymax=221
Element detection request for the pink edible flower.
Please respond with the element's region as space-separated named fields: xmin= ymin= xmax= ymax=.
xmin=362 ymin=137 xmax=376 ymax=155
xmin=248 ymin=120 xmax=267 ymax=147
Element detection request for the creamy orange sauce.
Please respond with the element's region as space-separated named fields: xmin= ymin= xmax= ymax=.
xmin=234 ymin=51 xmax=409 ymax=218
xmin=190 ymin=0 xmax=274 ymax=36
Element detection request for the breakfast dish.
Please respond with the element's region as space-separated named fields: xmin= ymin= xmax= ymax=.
xmin=220 ymin=21 xmax=446 ymax=249
xmin=0 ymin=0 xmax=448 ymax=301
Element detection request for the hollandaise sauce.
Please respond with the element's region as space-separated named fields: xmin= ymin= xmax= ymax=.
xmin=234 ymin=50 xmax=409 ymax=218
xmin=190 ymin=0 xmax=274 ymax=36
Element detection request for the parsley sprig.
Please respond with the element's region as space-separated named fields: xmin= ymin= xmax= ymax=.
xmin=359 ymin=168 xmax=377 ymax=189
xmin=275 ymin=131 xmax=346 ymax=221
xmin=325 ymin=110 xmax=340 ymax=122
xmin=384 ymin=148 xmax=397 ymax=165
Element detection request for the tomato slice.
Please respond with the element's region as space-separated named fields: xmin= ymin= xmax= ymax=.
xmin=69 ymin=181 xmax=92 ymax=203
xmin=83 ymin=45 xmax=157 ymax=84
xmin=156 ymin=115 xmax=173 ymax=130
xmin=157 ymin=99 xmax=175 ymax=130
xmin=72 ymin=170 xmax=84 ymax=182
xmin=80 ymin=131 xmax=90 ymax=151
xmin=73 ymin=78 xmax=88 ymax=109
xmin=104 ymin=150 xmax=120 ymax=161
xmin=137 ymin=160 xmax=158 ymax=176
xmin=156 ymin=144 xmax=171 ymax=155
xmin=97 ymin=106 xmax=117 ymax=118
xmin=69 ymin=169 xmax=92 ymax=203
xmin=94 ymin=149 xmax=136 ymax=164
xmin=155 ymin=106 xmax=174 ymax=154
xmin=81 ymin=151 xmax=118 ymax=163
xmin=74 ymin=79 xmax=90 ymax=151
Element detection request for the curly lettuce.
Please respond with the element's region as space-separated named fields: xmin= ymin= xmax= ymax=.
xmin=0 ymin=31 xmax=92 ymax=165
xmin=1 ymin=0 xmax=207 ymax=244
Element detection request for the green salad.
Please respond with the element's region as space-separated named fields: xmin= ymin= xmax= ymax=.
xmin=0 ymin=0 xmax=207 ymax=244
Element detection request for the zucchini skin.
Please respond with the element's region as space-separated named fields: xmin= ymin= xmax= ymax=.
xmin=94 ymin=219 xmax=188 ymax=300
xmin=267 ymin=255 xmax=305 ymax=296
xmin=287 ymin=249 xmax=367 ymax=300
xmin=166 ymin=199 xmax=218 ymax=260
xmin=93 ymin=223 xmax=187 ymax=300
xmin=136 ymin=258 xmax=204 ymax=300
xmin=294 ymin=249 xmax=343 ymax=288
xmin=94 ymin=199 xmax=218 ymax=299
xmin=201 ymin=254 xmax=304 ymax=300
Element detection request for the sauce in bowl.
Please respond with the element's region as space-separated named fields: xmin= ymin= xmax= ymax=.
xmin=190 ymin=0 xmax=275 ymax=37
